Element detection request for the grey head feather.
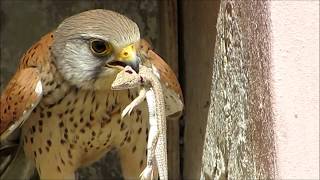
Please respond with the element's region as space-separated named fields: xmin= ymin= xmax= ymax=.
xmin=52 ymin=9 xmax=140 ymax=89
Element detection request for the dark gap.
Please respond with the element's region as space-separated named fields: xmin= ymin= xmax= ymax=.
xmin=177 ymin=0 xmax=185 ymax=179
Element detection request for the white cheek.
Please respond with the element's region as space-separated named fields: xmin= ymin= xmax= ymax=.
xmin=63 ymin=41 xmax=102 ymax=84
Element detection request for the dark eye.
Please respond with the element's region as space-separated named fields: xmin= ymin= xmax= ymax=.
xmin=90 ymin=39 xmax=113 ymax=56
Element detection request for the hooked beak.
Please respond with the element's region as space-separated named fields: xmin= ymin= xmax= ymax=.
xmin=107 ymin=44 xmax=140 ymax=73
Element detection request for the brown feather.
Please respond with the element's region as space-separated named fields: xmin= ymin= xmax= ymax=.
xmin=148 ymin=50 xmax=183 ymax=100
xmin=0 ymin=68 xmax=42 ymax=136
xmin=137 ymin=39 xmax=183 ymax=100
xmin=0 ymin=33 xmax=54 ymax=139
xmin=18 ymin=33 xmax=54 ymax=70
xmin=136 ymin=39 xmax=183 ymax=116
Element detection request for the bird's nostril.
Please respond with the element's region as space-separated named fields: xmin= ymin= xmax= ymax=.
xmin=124 ymin=52 xmax=128 ymax=56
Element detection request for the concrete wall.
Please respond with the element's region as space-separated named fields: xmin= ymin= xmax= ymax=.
xmin=270 ymin=1 xmax=319 ymax=179
xmin=198 ymin=1 xmax=276 ymax=179
xmin=183 ymin=1 xmax=319 ymax=179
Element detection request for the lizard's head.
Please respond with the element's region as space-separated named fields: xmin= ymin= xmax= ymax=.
xmin=111 ymin=66 xmax=143 ymax=90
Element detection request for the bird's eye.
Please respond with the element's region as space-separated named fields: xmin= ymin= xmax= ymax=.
xmin=90 ymin=39 xmax=113 ymax=56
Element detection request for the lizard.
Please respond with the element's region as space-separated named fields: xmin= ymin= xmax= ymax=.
xmin=111 ymin=65 xmax=168 ymax=180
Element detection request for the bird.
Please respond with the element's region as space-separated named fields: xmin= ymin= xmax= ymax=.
xmin=0 ymin=9 xmax=183 ymax=180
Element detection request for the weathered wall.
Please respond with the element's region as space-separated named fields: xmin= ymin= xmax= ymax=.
xmin=270 ymin=1 xmax=319 ymax=179
xmin=200 ymin=0 xmax=276 ymax=179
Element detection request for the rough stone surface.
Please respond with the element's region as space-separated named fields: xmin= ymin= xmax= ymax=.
xmin=200 ymin=0 xmax=276 ymax=179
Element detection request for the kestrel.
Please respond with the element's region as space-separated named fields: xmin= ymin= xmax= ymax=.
xmin=0 ymin=9 xmax=183 ymax=180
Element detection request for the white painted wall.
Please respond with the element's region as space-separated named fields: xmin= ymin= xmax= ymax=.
xmin=270 ymin=1 xmax=319 ymax=179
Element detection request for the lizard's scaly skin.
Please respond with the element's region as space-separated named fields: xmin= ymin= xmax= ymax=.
xmin=111 ymin=65 xmax=167 ymax=180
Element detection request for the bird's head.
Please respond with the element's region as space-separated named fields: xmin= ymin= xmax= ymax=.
xmin=52 ymin=9 xmax=141 ymax=90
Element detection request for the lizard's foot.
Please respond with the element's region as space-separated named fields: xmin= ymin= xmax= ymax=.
xmin=139 ymin=165 xmax=156 ymax=180
xmin=121 ymin=103 xmax=136 ymax=119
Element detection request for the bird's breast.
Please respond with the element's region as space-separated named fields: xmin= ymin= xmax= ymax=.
xmin=22 ymin=85 xmax=148 ymax=169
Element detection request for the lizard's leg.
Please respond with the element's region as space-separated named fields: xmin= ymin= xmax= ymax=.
xmin=140 ymin=89 xmax=159 ymax=180
xmin=140 ymin=114 xmax=159 ymax=180
xmin=121 ymin=88 xmax=147 ymax=119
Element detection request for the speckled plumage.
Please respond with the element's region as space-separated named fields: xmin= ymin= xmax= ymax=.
xmin=0 ymin=9 xmax=183 ymax=180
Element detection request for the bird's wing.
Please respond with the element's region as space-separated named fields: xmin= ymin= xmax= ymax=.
xmin=0 ymin=32 xmax=53 ymax=141
xmin=147 ymin=50 xmax=184 ymax=117
xmin=0 ymin=33 xmax=53 ymax=178
xmin=0 ymin=68 xmax=43 ymax=141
